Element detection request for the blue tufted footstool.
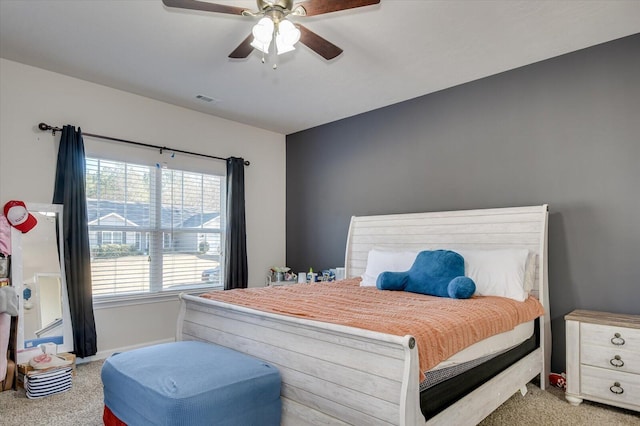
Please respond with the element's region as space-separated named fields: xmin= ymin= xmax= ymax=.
xmin=101 ymin=341 xmax=281 ymax=426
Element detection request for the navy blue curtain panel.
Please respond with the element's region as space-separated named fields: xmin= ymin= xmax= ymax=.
xmin=53 ymin=125 xmax=97 ymax=358
xmin=224 ymin=157 xmax=248 ymax=290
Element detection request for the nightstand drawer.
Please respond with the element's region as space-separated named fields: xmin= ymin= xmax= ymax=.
xmin=580 ymin=345 xmax=640 ymax=375
xmin=581 ymin=364 xmax=640 ymax=408
xmin=581 ymin=322 xmax=640 ymax=352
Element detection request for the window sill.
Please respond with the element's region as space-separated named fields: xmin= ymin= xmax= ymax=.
xmin=93 ymin=286 xmax=223 ymax=309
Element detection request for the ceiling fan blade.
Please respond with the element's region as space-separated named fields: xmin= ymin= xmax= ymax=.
xmin=229 ymin=33 xmax=255 ymax=59
xmin=162 ymin=0 xmax=247 ymax=15
xmin=297 ymin=24 xmax=343 ymax=60
xmin=294 ymin=0 xmax=380 ymax=16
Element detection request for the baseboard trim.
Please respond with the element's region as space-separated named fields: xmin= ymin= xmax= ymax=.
xmin=75 ymin=338 xmax=175 ymax=364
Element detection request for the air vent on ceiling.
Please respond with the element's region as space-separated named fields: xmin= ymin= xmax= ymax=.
xmin=195 ymin=94 xmax=219 ymax=103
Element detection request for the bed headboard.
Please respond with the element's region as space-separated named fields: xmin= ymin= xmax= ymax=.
xmin=345 ymin=204 xmax=549 ymax=302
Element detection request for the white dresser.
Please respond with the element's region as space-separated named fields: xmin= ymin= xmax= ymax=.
xmin=565 ymin=310 xmax=640 ymax=412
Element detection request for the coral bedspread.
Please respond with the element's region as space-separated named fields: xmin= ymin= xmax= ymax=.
xmin=200 ymin=279 xmax=544 ymax=378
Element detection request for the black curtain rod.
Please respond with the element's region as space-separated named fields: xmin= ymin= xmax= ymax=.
xmin=37 ymin=122 xmax=250 ymax=166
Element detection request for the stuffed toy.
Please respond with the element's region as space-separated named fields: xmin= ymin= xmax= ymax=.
xmin=549 ymin=372 xmax=567 ymax=390
xmin=376 ymin=250 xmax=476 ymax=299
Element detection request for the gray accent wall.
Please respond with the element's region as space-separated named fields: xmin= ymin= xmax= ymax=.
xmin=286 ymin=34 xmax=640 ymax=373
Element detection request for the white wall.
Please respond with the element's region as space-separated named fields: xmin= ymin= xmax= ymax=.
xmin=0 ymin=59 xmax=286 ymax=359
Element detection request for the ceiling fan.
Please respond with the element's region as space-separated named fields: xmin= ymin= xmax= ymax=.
xmin=162 ymin=0 xmax=381 ymax=60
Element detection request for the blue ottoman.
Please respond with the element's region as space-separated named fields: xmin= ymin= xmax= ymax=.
xmin=101 ymin=341 xmax=281 ymax=426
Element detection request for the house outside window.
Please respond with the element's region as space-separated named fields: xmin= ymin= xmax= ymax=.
xmin=86 ymin=157 xmax=224 ymax=299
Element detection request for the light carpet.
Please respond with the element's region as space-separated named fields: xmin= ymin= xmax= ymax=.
xmin=0 ymin=360 xmax=637 ymax=425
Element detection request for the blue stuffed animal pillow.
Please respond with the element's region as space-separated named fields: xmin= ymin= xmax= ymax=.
xmin=376 ymin=250 xmax=476 ymax=299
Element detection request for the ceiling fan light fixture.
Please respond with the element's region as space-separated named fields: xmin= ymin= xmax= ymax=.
xmin=252 ymin=17 xmax=274 ymax=44
xmin=250 ymin=16 xmax=274 ymax=54
xmin=275 ymin=36 xmax=296 ymax=55
xmin=250 ymin=38 xmax=270 ymax=54
xmin=276 ymin=19 xmax=301 ymax=50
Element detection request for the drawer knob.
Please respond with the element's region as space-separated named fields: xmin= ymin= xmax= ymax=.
xmin=609 ymin=355 xmax=624 ymax=368
xmin=610 ymin=333 xmax=626 ymax=346
xmin=609 ymin=382 xmax=624 ymax=395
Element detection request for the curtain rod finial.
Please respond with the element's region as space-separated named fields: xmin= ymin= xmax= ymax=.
xmin=38 ymin=122 xmax=61 ymax=135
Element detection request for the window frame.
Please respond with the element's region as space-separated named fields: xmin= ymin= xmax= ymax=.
xmin=86 ymin=156 xmax=226 ymax=306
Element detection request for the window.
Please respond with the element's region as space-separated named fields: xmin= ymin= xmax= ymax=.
xmin=86 ymin=158 xmax=224 ymax=299
xmin=101 ymin=231 xmax=123 ymax=245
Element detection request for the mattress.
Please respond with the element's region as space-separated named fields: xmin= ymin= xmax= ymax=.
xmin=421 ymin=321 xmax=533 ymax=391
xmin=420 ymin=320 xmax=539 ymax=419
xmin=431 ymin=320 xmax=534 ymax=370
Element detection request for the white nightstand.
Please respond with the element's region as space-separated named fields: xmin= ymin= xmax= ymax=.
xmin=565 ymin=309 xmax=640 ymax=412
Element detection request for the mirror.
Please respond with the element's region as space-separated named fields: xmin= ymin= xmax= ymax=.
xmin=11 ymin=203 xmax=73 ymax=363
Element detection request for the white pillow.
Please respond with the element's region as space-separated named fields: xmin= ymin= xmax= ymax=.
xmin=360 ymin=248 xmax=418 ymax=287
xmin=454 ymin=249 xmax=530 ymax=301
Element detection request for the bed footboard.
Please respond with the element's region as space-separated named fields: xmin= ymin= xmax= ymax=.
xmin=177 ymin=293 xmax=422 ymax=426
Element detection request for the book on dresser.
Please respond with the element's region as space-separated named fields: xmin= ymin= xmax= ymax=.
xmin=565 ymin=309 xmax=640 ymax=412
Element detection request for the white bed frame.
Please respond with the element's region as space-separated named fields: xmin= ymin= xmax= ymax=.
xmin=177 ymin=205 xmax=551 ymax=425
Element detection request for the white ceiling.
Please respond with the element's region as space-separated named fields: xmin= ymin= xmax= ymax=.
xmin=1 ymin=1 xmax=639 ymax=135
